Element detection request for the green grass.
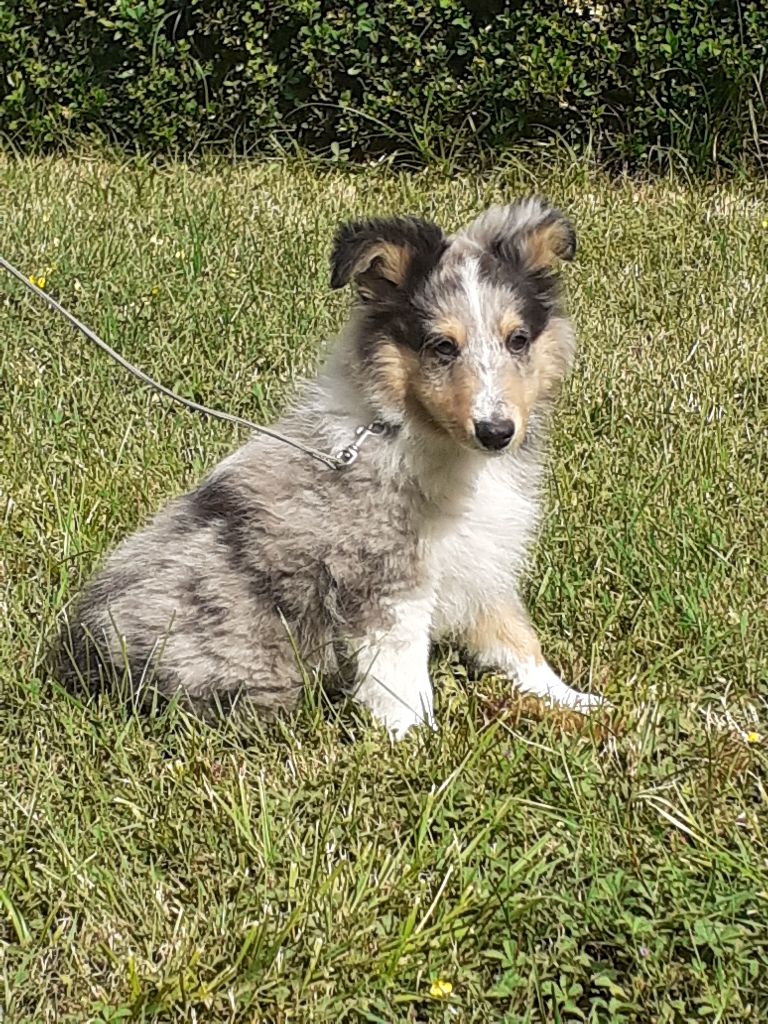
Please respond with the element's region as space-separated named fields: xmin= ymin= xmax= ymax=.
xmin=1 ymin=154 xmax=767 ymax=1023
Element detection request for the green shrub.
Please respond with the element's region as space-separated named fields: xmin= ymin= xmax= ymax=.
xmin=0 ymin=0 xmax=765 ymax=169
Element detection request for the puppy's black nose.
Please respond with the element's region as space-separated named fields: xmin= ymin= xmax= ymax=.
xmin=474 ymin=418 xmax=516 ymax=450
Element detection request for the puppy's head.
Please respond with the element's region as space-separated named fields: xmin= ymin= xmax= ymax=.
xmin=330 ymin=199 xmax=576 ymax=452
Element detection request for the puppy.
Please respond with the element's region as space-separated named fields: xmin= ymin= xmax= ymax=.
xmin=58 ymin=198 xmax=605 ymax=736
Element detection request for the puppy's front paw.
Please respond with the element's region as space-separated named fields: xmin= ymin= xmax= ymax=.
xmin=561 ymin=688 xmax=611 ymax=714
xmin=360 ymin=686 xmax=436 ymax=740
xmin=381 ymin=701 xmax=437 ymax=740
xmin=515 ymin=660 xmax=610 ymax=716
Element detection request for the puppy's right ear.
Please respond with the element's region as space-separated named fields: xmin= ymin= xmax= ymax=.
xmin=330 ymin=216 xmax=446 ymax=299
xmin=462 ymin=198 xmax=576 ymax=272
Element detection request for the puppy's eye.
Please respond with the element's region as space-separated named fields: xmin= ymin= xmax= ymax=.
xmin=430 ymin=337 xmax=460 ymax=360
xmin=505 ymin=329 xmax=529 ymax=354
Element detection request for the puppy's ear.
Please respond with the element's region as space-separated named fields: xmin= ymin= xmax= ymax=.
xmin=330 ymin=216 xmax=446 ymax=299
xmin=464 ymin=198 xmax=576 ymax=272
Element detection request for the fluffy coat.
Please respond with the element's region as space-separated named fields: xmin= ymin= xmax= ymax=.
xmin=58 ymin=198 xmax=605 ymax=736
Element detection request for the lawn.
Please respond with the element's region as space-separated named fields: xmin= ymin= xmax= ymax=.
xmin=0 ymin=154 xmax=767 ymax=1023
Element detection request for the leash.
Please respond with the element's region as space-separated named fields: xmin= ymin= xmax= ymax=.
xmin=0 ymin=255 xmax=381 ymax=470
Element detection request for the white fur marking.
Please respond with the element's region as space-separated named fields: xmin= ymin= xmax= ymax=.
xmin=349 ymin=593 xmax=436 ymax=739
xmin=429 ymin=455 xmax=541 ymax=637
xmin=463 ymin=256 xmax=486 ymax=331
xmin=512 ymin=656 xmax=607 ymax=712
xmin=460 ymin=257 xmax=508 ymax=423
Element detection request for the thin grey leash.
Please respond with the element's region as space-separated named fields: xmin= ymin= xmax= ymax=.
xmin=0 ymin=255 xmax=379 ymax=470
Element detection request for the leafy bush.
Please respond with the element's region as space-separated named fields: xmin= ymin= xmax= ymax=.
xmin=0 ymin=0 xmax=765 ymax=169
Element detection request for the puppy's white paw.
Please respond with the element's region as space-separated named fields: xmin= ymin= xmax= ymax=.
xmin=382 ymin=701 xmax=437 ymax=740
xmin=355 ymin=684 xmax=436 ymax=740
xmin=515 ymin=659 xmax=610 ymax=715
xmin=558 ymin=688 xmax=610 ymax=714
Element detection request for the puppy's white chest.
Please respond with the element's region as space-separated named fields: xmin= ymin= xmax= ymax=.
xmin=426 ymin=459 xmax=540 ymax=635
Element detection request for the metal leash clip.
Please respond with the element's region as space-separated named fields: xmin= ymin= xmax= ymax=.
xmin=336 ymin=421 xmax=386 ymax=467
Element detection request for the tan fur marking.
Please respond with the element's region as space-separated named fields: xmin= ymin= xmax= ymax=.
xmin=493 ymin=371 xmax=533 ymax=445
xmin=372 ymin=341 xmax=418 ymax=406
xmin=528 ymin=320 xmax=574 ymax=400
xmin=498 ymin=310 xmax=525 ymax=338
xmin=372 ymin=241 xmax=412 ymax=285
xmin=430 ymin=315 xmax=467 ymax=347
xmin=466 ymin=604 xmax=543 ymax=663
xmin=411 ymin=362 xmax=478 ymax=441
xmin=354 ymin=242 xmax=414 ymax=298
xmin=523 ymin=220 xmax=572 ymax=271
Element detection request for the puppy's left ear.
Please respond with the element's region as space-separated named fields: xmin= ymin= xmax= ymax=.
xmin=466 ymin=198 xmax=576 ymax=272
xmin=330 ymin=216 xmax=446 ymax=299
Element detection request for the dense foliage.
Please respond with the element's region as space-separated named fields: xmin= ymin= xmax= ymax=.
xmin=0 ymin=2 xmax=765 ymax=163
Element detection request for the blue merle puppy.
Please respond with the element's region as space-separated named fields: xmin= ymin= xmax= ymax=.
xmin=58 ymin=199 xmax=606 ymax=737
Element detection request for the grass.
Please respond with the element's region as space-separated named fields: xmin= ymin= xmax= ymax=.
xmin=0 ymin=153 xmax=767 ymax=1023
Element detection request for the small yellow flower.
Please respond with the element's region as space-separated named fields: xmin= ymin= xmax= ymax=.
xmin=746 ymin=731 xmax=761 ymax=744
xmin=151 ymin=285 xmax=160 ymax=297
xmin=761 ymin=218 xmax=768 ymax=229
xmin=37 ymin=276 xmax=46 ymax=289
xmin=429 ymin=979 xmax=453 ymax=999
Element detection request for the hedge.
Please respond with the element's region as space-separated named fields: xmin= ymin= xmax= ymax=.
xmin=0 ymin=0 xmax=765 ymax=169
